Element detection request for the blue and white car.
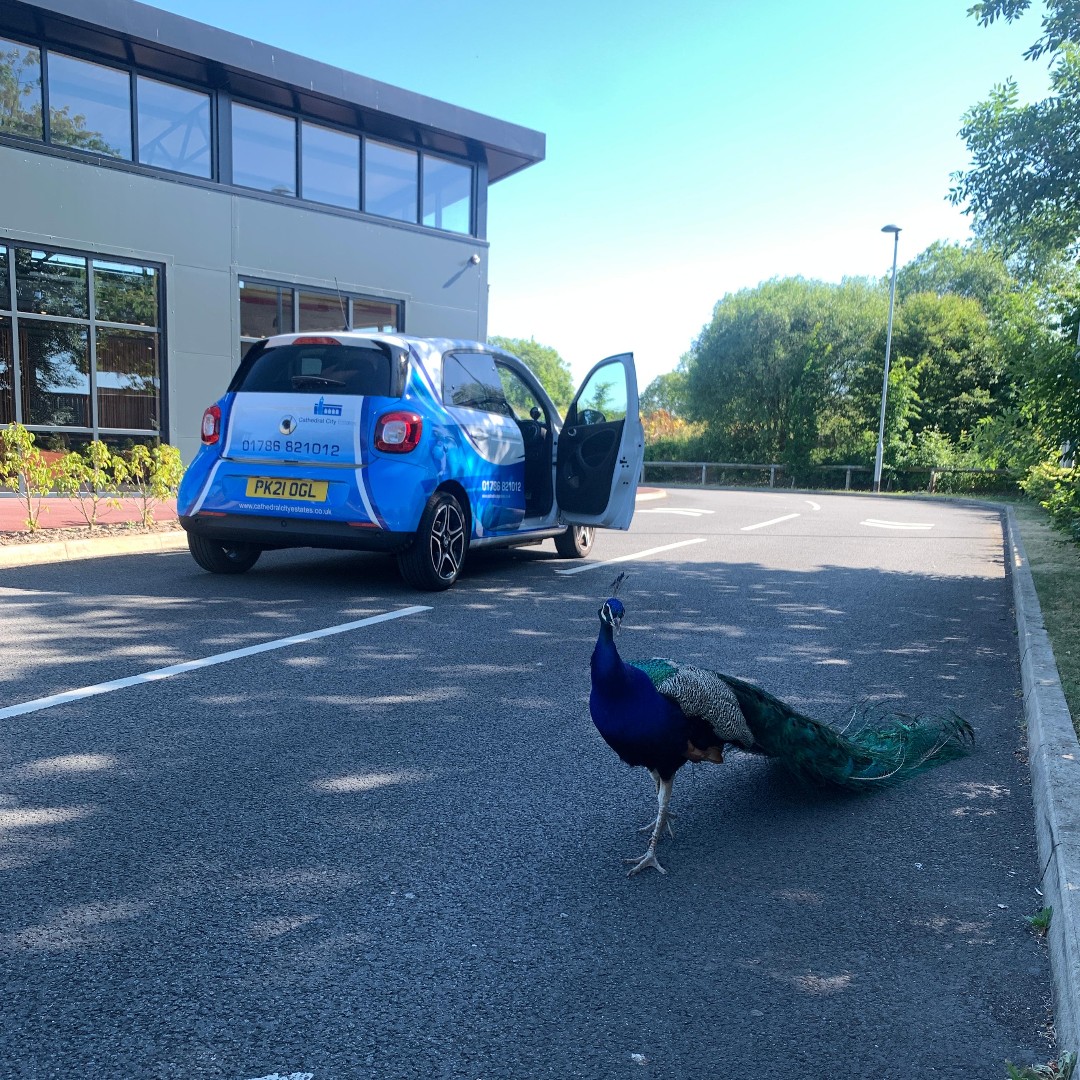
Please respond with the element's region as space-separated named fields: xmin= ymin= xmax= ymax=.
xmin=177 ymin=332 xmax=644 ymax=590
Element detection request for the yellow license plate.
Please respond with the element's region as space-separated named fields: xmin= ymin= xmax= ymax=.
xmin=245 ymin=477 xmax=329 ymax=502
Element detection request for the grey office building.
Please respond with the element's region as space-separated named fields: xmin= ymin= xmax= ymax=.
xmin=0 ymin=0 xmax=545 ymax=463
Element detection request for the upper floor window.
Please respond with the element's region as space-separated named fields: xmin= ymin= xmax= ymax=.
xmin=48 ymin=52 xmax=132 ymax=159
xmin=365 ymin=140 xmax=418 ymax=223
xmin=231 ymin=103 xmax=296 ymax=196
xmin=301 ymin=121 xmax=359 ymax=210
xmin=0 ymin=36 xmax=478 ymax=235
xmin=0 ymin=36 xmax=42 ymax=140
xmin=423 ymin=156 xmax=471 ymax=234
xmin=137 ymin=75 xmax=211 ymax=177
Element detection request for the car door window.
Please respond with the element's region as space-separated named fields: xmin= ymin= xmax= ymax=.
xmin=567 ymin=364 xmax=627 ymax=426
xmin=443 ymin=352 xmax=512 ymax=415
xmin=496 ymin=364 xmax=546 ymax=421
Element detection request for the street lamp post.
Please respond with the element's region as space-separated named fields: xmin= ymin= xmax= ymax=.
xmin=873 ymin=224 xmax=902 ymax=493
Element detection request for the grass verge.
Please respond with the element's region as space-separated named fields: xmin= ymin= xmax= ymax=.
xmin=1009 ymin=500 xmax=1080 ymax=740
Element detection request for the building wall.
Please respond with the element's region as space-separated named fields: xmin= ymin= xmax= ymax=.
xmin=2 ymin=145 xmax=489 ymax=463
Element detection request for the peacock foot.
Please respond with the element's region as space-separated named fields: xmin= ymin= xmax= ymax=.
xmin=638 ymin=812 xmax=675 ymax=837
xmin=625 ymin=850 xmax=667 ymax=876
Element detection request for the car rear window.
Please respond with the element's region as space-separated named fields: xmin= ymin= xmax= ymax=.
xmin=236 ymin=344 xmax=393 ymax=396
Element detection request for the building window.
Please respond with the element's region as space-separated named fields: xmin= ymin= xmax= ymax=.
xmin=0 ymin=315 xmax=12 ymax=425
xmin=364 ymin=140 xmax=418 ymax=223
xmin=0 ymin=36 xmax=481 ymax=237
xmin=47 ymin=52 xmax=132 ymax=159
xmin=0 ymin=242 xmax=163 ymax=444
xmin=0 ymin=36 xmax=43 ymax=140
xmin=301 ymin=121 xmax=359 ymax=210
xmin=137 ymin=75 xmax=211 ymax=178
xmin=423 ymin=156 xmax=472 ymax=234
xmin=239 ymin=278 xmax=400 ymax=357
xmin=231 ymin=103 xmax=296 ymax=196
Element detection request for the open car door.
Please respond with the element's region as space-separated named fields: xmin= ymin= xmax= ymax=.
xmin=555 ymin=352 xmax=644 ymax=529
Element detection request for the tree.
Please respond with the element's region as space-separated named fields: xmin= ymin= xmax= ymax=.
xmin=951 ymin=2 xmax=1080 ymax=266
xmin=683 ymin=277 xmax=889 ymax=467
xmin=896 ymin=241 xmax=1015 ymax=306
xmin=641 ymin=370 xmax=689 ymax=417
xmin=488 ymin=336 xmax=575 ymax=408
xmin=952 ymin=2 xmax=1080 ymax=473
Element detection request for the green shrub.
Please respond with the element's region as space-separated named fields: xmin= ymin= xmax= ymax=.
xmin=52 ymin=440 xmax=124 ymax=528
xmin=115 ymin=443 xmax=184 ymax=526
xmin=0 ymin=422 xmax=59 ymax=531
xmin=1021 ymin=461 xmax=1080 ymax=542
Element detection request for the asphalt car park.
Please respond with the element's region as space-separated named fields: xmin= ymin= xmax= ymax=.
xmin=0 ymin=489 xmax=1053 ymax=1079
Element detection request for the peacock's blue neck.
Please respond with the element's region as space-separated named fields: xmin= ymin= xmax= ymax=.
xmin=592 ymin=621 xmax=631 ymax=690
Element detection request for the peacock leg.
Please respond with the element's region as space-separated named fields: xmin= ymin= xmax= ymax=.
xmin=626 ymin=775 xmax=673 ymax=876
xmin=638 ymin=773 xmax=675 ymax=836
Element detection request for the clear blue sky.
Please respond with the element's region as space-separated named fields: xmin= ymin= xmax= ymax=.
xmin=149 ymin=0 xmax=1051 ymax=389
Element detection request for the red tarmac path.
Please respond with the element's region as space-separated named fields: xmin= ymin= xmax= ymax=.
xmin=0 ymin=494 xmax=179 ymax=533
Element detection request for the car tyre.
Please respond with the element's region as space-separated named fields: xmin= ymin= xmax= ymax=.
xmin=188 ymin=533 xmax=262 ymax=574
xmin=398 ymin=490 xmax=467 ymax=590
xmin=554 ymin=524 xmax=594 ymax=558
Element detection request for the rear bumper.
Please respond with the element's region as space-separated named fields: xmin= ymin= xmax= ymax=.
xmin=180 ymin=513 xmax=412 ymax=554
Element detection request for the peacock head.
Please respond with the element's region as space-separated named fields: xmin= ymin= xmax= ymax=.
xmin=598 ymin=572 xmax=628 ymax=629
xmin=599 ymin=596 xmax=625 ymax=629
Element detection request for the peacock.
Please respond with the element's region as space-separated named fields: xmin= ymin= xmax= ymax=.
xmin=589 ymin=575 xmax=974 ymax=876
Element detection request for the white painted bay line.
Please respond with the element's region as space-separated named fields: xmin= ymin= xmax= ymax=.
xmin=741 ymin=513 xmax=801 ymax=532
xmin=555 ymin=537 xmax=708 ymax=575
xmin=805 ymin=500 xmax=821 ymax=511
xmin=0 ymin=606 xmax=432 ymax=721
xmin=637 ymin=508 xmax=715 ymax=517
xmin=861 ymin=519 xmax=934 ymax=530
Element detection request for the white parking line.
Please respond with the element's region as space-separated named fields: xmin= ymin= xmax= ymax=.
xmin=0 ymin=606 xmax=432 ymax=721
xmin=741 ymin=513 xmax=801 ymax=531
xmin=636 ymin=508 xmax=716 ymax=517
xmin=805 ymin=500 xmax=821 ymax=511
xmin=861 ymin=519 xmax=934 ymax=530
xmin=555 ymin=537 xmax=708 ymax=575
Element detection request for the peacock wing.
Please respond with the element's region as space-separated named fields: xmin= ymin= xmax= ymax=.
xmin=630 ymin=658 xmax=755 ymax=749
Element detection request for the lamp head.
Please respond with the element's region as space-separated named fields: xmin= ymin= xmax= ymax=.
xmin=881 ymin=224 xmax=901 ymax=235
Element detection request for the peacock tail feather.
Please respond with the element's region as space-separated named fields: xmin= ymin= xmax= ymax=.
xmin=717 ymin=671 xmax=974 ymax=788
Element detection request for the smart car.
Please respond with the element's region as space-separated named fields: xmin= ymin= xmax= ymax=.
xmin=177 ymin=333 xmax=644 ymax=590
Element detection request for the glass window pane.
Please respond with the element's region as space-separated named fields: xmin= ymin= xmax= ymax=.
xmin=443 ymin=352 xmax=509 ymax=415
xmin=137 ymin=76 xmax=210 ymax=177
xmin=48 ymin=52 xmax=131 ymax=159
xmin=301 ymin=122 xmax=359 ymax=209
xmin=239 ymin=281 xmax=293 ymax=339
xmin=573 ymin=363 xmax=627 ymax=424
xmin=364 ymin=140 xmax=417 ymax=222
xmin=231 ymin=103 xmax=295 ymax=196
xmin=237 ymin=343 xmax=391 ymax=396
xmin=16 ymin=248 xmax=88 ymax=318
xmin=94 ymin=260 xmax=158 ymax=326
xmin=20 ymin=320 xmax=90 ymax=426
xmin=0 ymin=245 xmax=9 ymax=311
xmin=298 ymin=290 xmax=345 ymax=332
xmin=350 ymin=297 xmax=399 ymax=332
xmin=0 ymin=316 xmax=13 ymax=424
xmin=423 ymin=156 xmax=471 ymax=234
xmin=96 ymin=328 xmax=159 ymax=431
xmin=0 ymin=37 xmax=43 ymax=140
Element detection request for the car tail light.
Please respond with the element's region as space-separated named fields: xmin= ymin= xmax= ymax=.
xmin=375 ymin=411 xmax=423 ymax=453
xmin=201 ymin=404 xmax=222 ymax=445
xmin=293 ymin=336 xmax=341 ymax=346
